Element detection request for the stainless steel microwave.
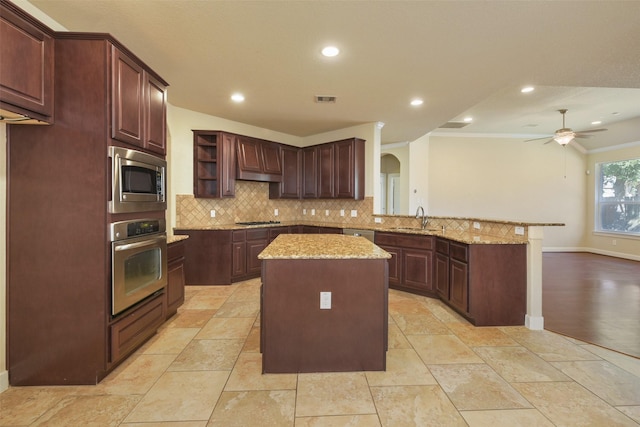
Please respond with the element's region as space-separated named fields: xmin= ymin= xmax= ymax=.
xmin=109 ymin=146 xmax=166 ymax=213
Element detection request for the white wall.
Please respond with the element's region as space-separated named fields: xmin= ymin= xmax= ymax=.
xmin=381 ymin=143 xmax=410 ymax=214
xmin=585 ymin=142 xmax=640 ymax=260
xmin=426 ymin=135 xmax=588 ymax=249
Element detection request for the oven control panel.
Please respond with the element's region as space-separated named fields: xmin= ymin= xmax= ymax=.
xmin=110 ymin=218 xmax=166 ymax=241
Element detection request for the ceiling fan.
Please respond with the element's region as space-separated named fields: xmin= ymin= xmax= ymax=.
xmin=525 ymin=109 xmax=607 ymax=146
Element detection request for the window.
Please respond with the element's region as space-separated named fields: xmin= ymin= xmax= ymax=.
xmin=596 ymin=158 xmax=640 ymax=235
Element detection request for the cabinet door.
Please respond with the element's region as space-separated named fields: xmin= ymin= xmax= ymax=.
xmin=402 ymin=249 xmax=433 ymax=291
xmin=0 ymin=4 xmax=54 ymax=120
xmin=111 ymin=46 xmax=144 ymax=148
xmin=220 ymin=132 xmax=237 ymax=197
xmin=247 ymin=239 xmax=268 ymax=275
xmin=166 ymin=258 xmax=185 ymax=317
xmin=380 ymin=246 xmax=401 ymax=287
xmin=435 ymin=252 xmax=449 ymax=299
xmin=302 ymin=146 xmax=318 ymax=198
xmin=144 ymin=73 xmax=167 ymax=155
xmin=449 ymin=259 xmax=469 ymax=313
xmin=232 ymin=241 xmax=246 ymax=278
xmin=270 ymin=145 xmax=301 ymax=199
xmin=334 ymin=139 xmax=353 ymax=198
xmin=317 ymin=143 xmax=335 ymax=198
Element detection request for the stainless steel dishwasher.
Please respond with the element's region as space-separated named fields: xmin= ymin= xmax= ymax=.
xmin=343 ymin=228 xmax=375 ymax=242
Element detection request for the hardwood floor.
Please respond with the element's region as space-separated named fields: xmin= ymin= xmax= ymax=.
xmin=543 ymin=252 xmax=640 ymax=358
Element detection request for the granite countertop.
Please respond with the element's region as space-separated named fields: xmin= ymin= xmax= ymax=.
xmin=259 ymin=234 xmax=391 ymax=260
xmin=167 ymin=234 xmax=189 ymax=244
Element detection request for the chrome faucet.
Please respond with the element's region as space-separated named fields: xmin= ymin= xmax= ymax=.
xmin=415 ymin=206 xmax=428 ymax=229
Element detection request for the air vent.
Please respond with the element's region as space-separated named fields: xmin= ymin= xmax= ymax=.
xmin=315 ymin=95 xmax=336 ymax=103
xmin=439 ymin=121 xmax=470 ymax=129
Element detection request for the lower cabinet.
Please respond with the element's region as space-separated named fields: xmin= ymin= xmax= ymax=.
xmin=109 ymin=293 xmax=165 ymax=365
xmin=232 ymin=229 xmax=269 ymax=281
xmin=166 ymin=239 xmax=186 ymax=319
xmin=374 ymin=232 xmax=435 ymax=295
xmin=435 ymin=237 xmax=526 ymax=326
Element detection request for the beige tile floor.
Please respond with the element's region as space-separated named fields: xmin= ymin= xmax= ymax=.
xmin=2 ymin=278 xmax=640 ymax=426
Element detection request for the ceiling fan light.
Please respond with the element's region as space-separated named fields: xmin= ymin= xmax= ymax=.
xmin=554 ymin=131 xmax=575 ymax=145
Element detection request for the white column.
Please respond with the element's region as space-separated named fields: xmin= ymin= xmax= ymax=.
xmin=525 ymin=226 xmax=544 ymax=330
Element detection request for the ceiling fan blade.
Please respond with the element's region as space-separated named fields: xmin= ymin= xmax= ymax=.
xmin=524 ymin=136 xmax=553 ymax=142
xmin=576 ymin=128 xmax=608 ymax=134
xmin=543 ymin=138 xmax=555 ymax=145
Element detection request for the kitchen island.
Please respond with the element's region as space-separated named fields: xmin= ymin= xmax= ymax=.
xmin=258 ymin=234 xmax=391 ymax=373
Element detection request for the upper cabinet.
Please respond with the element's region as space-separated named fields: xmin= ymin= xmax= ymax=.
xmin=269 ymin=144 xmax=302 ymax=199
xmin=302 ymin=137 xmax=365 ymax=200
xmin=236 ymin=136 xmax=282 ymax=182
xmin=193 ymin=130 xmax=236 ymax=198
xmin=0 ymin=0 xmax=54 ymax=123
xmin=111 ymin=45 xmax=167 ymax=155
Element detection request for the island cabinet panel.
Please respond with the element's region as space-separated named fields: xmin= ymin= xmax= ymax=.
xmin=175 ymin=229 xmax=232 ymax=285
xmin=0 ymin=0 xmax=54 ymax=122
xmin=262 ymin=258 xmax=388 ymax=373
xmin=165 ymin=239 xmax=186 ymax=318
xmin=435 ymin=237 xmax=527 ymax=326
xmin=374 ymin=232 xmax=435 ymax=296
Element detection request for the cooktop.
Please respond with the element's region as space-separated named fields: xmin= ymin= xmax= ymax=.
xmin=235 ymin=220 xmax=282 ymax=226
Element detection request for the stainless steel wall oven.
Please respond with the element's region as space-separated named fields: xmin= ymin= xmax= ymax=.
xmin=110 ymin=218 xmax=167 ymax=316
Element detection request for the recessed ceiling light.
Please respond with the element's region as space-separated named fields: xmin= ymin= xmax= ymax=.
xmin=521 ymin=86 xmax=535 ymax=93
xmin=321 ymin=46 xmax=340 ymax=57
xmin=231 ymin=93 xmax=245 ymax=102
xmin=591 ymin=120 xmax=602 ymax=125
xmin=410 ymin=99 xmax=423 ymax=106
xmin=463 ymin=117 xmax=473 ymax=122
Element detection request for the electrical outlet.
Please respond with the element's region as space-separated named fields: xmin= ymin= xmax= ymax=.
xmin=325 ymin=209 xmax=329 ymax=216
xmin=473 ymin=222 xmax=480 ymax=230
xmin=210 ymin=210 xmax=216 ymax=218
xmin=311 ymin=209 xmax=316 ymax=216
xmin=374 ymin=217 xmax=382 ymax=223
xmin=274 ymin=209 xmax=278 ymax=216
xmin=351 ymin=210 xmax=357 ymax=217
xmin=612 ymin=239 xmax=617 ymax=246
xmin=320 ymin=292 xmax=332 ymax=309
xmin=515 ymin=226 xmax=525 ymax=235
xmin=303 ymin=209 xmax=307 ymax=215
xmin=340 ymin=209 xmax=345 ymax=217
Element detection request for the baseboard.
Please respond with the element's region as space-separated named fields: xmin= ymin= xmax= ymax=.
xmin=0 ymin=370 xmax=8 ymax=393
xmin=542 ymin=247 xmax=640 ymax=262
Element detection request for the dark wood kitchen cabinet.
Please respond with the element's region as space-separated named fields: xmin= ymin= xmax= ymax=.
xmin=302 ymin=138 xmax=365 ymax=200
xmin=232 ymin=228 xmax=269 ymax=281
xmin=374 ymin=232 xmax=434 ymax=296
xmin=165 ymin=239 xmax=186 ymax=319
xmin=111 ymin=46 xmax=167 ymax=155
xmin=7 ymin=29 xmax=168 ymax=385
xmin=0 ymin=0 xmax=54 ymax=122
xmin=193 ymin=130 xmax=237 ymax=198
xmin=435 ymin=237 xmax=527 ymax=326
xmin=269 ymin=144 xmax=301 ymax=199
xmin=236 ymin=136 xmax=282 ymax=182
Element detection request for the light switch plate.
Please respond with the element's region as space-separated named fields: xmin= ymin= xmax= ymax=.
xmin=320 ymin=292 xmax=331 ymax=309
xmin=210 ymin=210 xmax=216 ymax=218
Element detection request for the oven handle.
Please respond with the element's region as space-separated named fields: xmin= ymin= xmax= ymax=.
xmin=114 ymin=235 xmax=166 ymax=252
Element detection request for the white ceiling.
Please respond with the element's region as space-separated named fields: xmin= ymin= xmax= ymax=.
xmin=27 ymin=0 xmax=640 ymax=150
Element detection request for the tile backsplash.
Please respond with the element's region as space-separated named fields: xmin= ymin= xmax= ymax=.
xmin=175 ymin=181 xmax=528 ymax=242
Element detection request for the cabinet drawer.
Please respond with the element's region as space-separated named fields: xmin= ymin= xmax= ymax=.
xmin=233 ymin=230 xmax=246 ymax=242
xmin=246 ymin=228 xmax=269 ymax=241
xmin=110 ymin=294 xmax=164 ymax=363
xmin=450 ymin=242 xmax=469 ymax=262
xmin=375 ymin=232 xmax=434 ymax=250
xmin=436 ymin=238 xmax=449 ymax=255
